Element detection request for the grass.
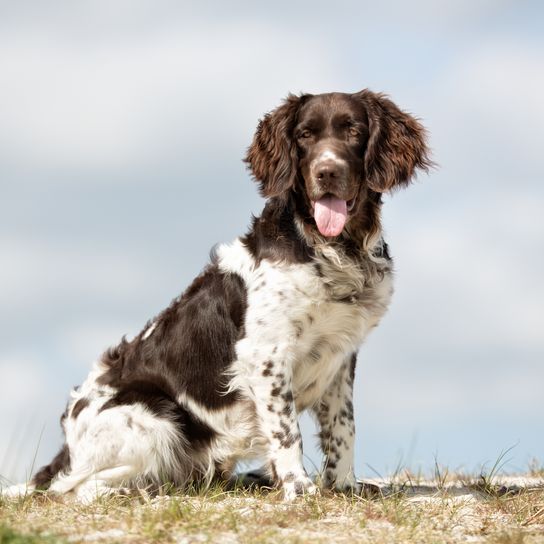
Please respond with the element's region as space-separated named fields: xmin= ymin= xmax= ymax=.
xmin=0 ymin=524 xmax=63 ymax=543
xmin=1 ymin=472 xmax=543 ymax=544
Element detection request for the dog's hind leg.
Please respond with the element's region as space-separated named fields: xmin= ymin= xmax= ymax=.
xmin=47 ymin=466 xmax=95 ymax=495
xmin=69 ymin=465 xmax=139 ymax=503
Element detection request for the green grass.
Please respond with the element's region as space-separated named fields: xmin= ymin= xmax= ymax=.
xmin=0 ymin=524 xmax=64 ymax=544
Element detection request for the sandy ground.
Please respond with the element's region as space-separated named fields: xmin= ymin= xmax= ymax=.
xmin=1 ymin=476 xmax=543 ymax=543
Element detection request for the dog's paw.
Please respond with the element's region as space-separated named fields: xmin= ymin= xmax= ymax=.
xmin=334 ymin=480 xmax=363 ymax=496
xmin=1 ymin=483 xmax=35 ymax=499
xmin=325 ymin=475 xmax=361 ymax=495
xmin=359 ymin=481 xmax=382 ymax=498
xmin=281 ymin=473 xmax=318 ymax=501
xmin=73 ymin=480 xmax=120 ymax=504
xmin=328 ymin=478 xmax=382 ymax=498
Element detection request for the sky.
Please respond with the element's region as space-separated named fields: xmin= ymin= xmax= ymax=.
xmin=1 ymin=0 xmax=543 ymax=485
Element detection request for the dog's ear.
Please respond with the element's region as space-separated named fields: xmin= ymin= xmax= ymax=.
xmin=355 ymin=89 xmax=432 ymax=193
xmin=245 ymin=94 xmax=307 ymax=198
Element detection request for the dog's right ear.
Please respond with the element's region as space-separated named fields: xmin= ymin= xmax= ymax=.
xmin=244 ymin=94 xmax=307 ymax=198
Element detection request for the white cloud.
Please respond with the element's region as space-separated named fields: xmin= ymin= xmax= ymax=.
xmin=0 ymin=353 xmax=55 ymax=483
xmin=0 ymin=235 xmax=157 ymax=309
xmin=58 ymin=321 xmax=140 ymax=370
xmin=430 ymin=41 xmax=544 ymax=182
xmin=0 ymin=354 xmax=46 ymax=406
xmin=453 ymin=45 xmax=544 ymax=120
xmin=0 ymin=23 xmax=339 ymax=175
xmin=385 ymin=192 xmax=544 ymax=354
xmin=356 ymin=344 xmax=544 ymax=424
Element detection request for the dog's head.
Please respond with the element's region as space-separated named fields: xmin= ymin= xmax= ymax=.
xmin=245 ymin=90 xmax=432 ymax=238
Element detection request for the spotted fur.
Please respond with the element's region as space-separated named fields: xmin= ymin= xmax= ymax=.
xmin=2 ymin=89 xmax=430 ymax=501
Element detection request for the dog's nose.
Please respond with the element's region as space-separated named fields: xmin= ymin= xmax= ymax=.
xmin=316 ymin=162 xmax=340 ymax=183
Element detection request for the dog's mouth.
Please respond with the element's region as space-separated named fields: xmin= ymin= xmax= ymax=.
xmin=310 ymin=194 xmax=357 ymax=237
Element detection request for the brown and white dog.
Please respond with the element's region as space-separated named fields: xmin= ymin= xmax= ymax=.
xmin=4 ymin=89 xmax=431 ymax=501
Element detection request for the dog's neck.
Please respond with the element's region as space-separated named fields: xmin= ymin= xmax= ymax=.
xmin=241 ymin=192 xmax=387 ymax=269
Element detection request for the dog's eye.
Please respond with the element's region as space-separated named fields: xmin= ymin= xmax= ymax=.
xmin=349 ymin=127 xmax=359 ymax=137
xmin=299 ymin=129 xmax=312 ymax=139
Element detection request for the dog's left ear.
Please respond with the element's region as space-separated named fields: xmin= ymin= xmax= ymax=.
xmin=245 ymin=94 xmax=307 ymax=198
xmin=355 ymin=89 xmax=433 ymax=192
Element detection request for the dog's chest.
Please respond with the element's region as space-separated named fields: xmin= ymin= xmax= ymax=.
xmin=288 ymin=297 xmax=363 ymax=409
xmin=219 ymin=239 xmax=393 ymax=408
xmin=243 ymin=250 xmax=393 ymax=407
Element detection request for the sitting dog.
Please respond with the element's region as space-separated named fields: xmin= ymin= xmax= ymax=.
xmin=5 ymin=89 xmax=430 ymax=501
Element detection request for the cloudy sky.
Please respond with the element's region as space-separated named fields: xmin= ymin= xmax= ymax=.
xmin=1 ymin=0 xmax=543 ymax=484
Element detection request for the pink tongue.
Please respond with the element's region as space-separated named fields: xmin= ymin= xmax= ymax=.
xmin=313 ymin=196 xmax=348 ymax=237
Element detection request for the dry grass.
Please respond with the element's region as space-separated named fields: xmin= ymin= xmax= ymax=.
xmin=1 ymin=473 xmax=544 ymax=544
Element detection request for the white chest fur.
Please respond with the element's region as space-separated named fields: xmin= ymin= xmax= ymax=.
xmin=218 ymin=238 xmax=393 ymax=410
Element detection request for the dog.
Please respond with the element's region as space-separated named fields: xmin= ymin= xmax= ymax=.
xmin=4 ymin=89 xmax=430 ymax=501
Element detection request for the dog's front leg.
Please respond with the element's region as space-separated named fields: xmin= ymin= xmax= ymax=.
xmin=314 ymin=353 xmax=360 ymax=493
xmin=246 ymin=346 xmax=316 ymax=500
